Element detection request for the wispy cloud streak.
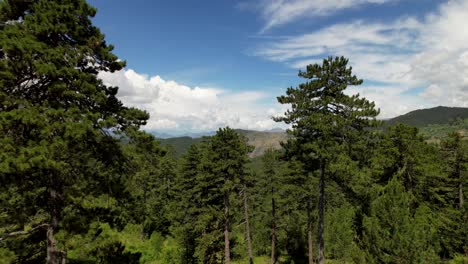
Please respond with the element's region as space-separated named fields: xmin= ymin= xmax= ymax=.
xmin=241 ymin=0 xmax=397 ymax=32
xmin=254 ymin=0 xmax=468 ymax=117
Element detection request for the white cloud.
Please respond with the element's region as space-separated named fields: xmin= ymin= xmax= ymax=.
xmin=254 ymin=0 xmax=468 ymax=117
xmin=256 ymin=19 xmax=422 ymax=83
xmin=243 ymin=0 xmax=397 ymax=32
xmin=99 ymin=69 xmax=287 ymax=134
xmin=345 ymin=85 xmax=428 ymax=119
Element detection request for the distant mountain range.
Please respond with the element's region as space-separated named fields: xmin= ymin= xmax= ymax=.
xmin=152 ymin=128 xmax=285 ymax=139
xmin=157 ymin=129 xmax=287 ymax=158
xmin=157 ymin=106 xmax=468 ymax=157
xmin=151 ymin=131 xmax=216 ymax=139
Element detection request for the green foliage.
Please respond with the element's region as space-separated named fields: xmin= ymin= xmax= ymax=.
xmin=0 ymin=248 xmax=15 ymax=264
xmin=275 ymin=56 xmax=380 ymax=263
xmin=363 ymin=178 xmax=440 ymax=263
xmin=1 ymin=1 xmax=466 ymax=262
xmin=123 ymin=130 xmax=172 ymax=238
xmin=419 ymin=118 xmax=468 ymax=141
xmin=449 ymin=254 xmax=468 ymax=264
xmin=158 ymin=136 xmax=205 ymax=157
xmin=0 ymin=0 xmax=147 ymax=261
xmin=168 ymin=128 xmax=252 ymax=263
xmin=324 ymin=205 xmax=365 ymax=262
xmin=62 ymin=223 xmax=181 ymax=264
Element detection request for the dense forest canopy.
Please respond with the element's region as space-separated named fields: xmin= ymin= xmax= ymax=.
xmin=0 ymin=0 xmax=467 ymax=264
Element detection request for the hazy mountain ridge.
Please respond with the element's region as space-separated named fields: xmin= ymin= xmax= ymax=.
xmin=157 ymin=129 xmax=287 ymax=157
xmin=157 ymin=106 xmax=468 ymax=157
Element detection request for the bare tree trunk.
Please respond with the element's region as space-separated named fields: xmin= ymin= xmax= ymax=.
xmin=106 ymin=184 xmax=111 ymax=209
xmin=459 ymin=178 xmax=464 ymax=210
xmin=224 ymin=190 xmax=231 ymax=264
xmin=141 ymin=184 xmax=147 ymax=240
xmin=307 ymin=198 xmax=314 ymax=264
xmin=318 ymin=161 xmax=325 ymax=264
xmin=454 ymin=161 xmax=464 ymax=210
xmin=243 ymin=189 xmax=254 ymax=264
xmin=271 ymin=196 xmax=276 ymax=264
xmin=47 ymin=188 xmax=66 ymax=264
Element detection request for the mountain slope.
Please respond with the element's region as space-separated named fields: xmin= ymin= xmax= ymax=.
xmin=158 ymin=136 xmax=205 ymax=156
xmin=235 ymin=129 xmax=287 ymax=157
xmin=386 ymin=106 xmax=468 ymax=127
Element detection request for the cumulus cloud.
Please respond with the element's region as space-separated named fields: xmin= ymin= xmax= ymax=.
xmin=241 ymin=0 xmax=397 ymax=32
xmin=254 ymin=0 xmax=468 ymax=118
xmin=98 ymin=69 xmax=287 ymax=134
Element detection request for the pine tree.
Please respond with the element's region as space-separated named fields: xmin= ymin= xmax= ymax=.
xmin=360 ymin=124 xmax=467 ymax=261
xmin=170 ymin=143 xmax=205 ymax=264
xmin=261 ymin=149 xmax=280 ymax=264
xmin=0 ymin=0 xmax=147 ymax=262
xmin=210 ymin=127 xmax=252 ymax=264
xmin=275 ymin=56 xmax=379 ymax=264
xmin=439 ymin=132 xmax=468 ymax=258
xmin=241 ymin=174 xmax=254 ymax=264
xmin=362 ymin=177 xmax=440 ymax=263
xmin=442 ymin=132 xmax=467 ymax=210
xmin=123 ymin=130 xmax=166 ymax=239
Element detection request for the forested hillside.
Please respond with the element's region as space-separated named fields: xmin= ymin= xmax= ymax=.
xmin=386 ymin=106 xmax=468 ymax=127
xmin=158 ymin=136 xmax=205 ymax=157
xmin=0 ymin=1 xmax=467 ymax=264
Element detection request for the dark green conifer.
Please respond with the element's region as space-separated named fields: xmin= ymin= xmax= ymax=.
xmin=0 ymin=0 xmax=147 ymax=262
xmin=275 ymin=56 xmax=379 ymax=264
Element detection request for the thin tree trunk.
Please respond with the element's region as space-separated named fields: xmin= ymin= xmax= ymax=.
xmin=454 ymin=161 xmax=464 ymax=210
xmin=141 ymin=184 xmax=147 ymax=240
xmin=224 ymin=190 xmax=231 ymax=264
xmin=47 ymin=188 xmax=65 ymax=264
xmin=271 ymin=196 xmax=276 ymax=264
xmin=106 ymin=184 xmax=111 ymax=209
xmin=459 ymin=177 xmax=464 ymax=210
xmin=318 ymin=160 xmax=325 ymax=264
xmin=243 ymin=189 xmax=254 ymax=264
xmin=307 ymin=198 xmax=314 ymax=264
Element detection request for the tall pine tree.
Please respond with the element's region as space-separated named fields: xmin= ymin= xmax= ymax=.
xmin=0 ymin=0 xmax=147 ymax=262
xmin=210 ymin=127 xmax=252 ymax=264
xmin=275 ymin=56 xmax=379 ymax=264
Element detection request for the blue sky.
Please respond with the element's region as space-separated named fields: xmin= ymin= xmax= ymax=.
xmin=91 ymin=0 xmax=468 ymax=135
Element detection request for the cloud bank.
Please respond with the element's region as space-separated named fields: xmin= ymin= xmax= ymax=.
xmin=254 ymin=0 xmax=468 ymax=118
xmin=99 ymin=70 xmax=286 ymax=134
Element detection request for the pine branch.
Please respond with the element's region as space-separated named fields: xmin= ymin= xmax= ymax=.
xmin=0 ymin=224 xmax=48 ymax=242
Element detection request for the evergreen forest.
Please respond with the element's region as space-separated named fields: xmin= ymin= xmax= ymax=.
xmin=0 ymin=0 xmax=466 ymax=263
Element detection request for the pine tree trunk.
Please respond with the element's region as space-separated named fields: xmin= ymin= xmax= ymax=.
xmin=140 ymin=224 xmax=145 ymax=241
xmin=454 ymin=161 xmax=464 ymax=210
xmin=459 ymin=178 xmax=464 ymax=210
xmin=243 ymin=189 xmax=254 ymax=264
xmin=307 ymin=198 xmax=314 ymax=264
xmin=47 ymin=188 xmax=65 ymax=264
xmin=224 ymin=190 xmax=231 ymax=264
xmin=47 ymin=224 xmax=61 ymax=264
xmin=141 ymin=185 xmax=147 ymax=240
xmin=271 ymin=196 xmax=276 ymax=264
xmin=318 ymin=161 xmax=325 ymax=264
